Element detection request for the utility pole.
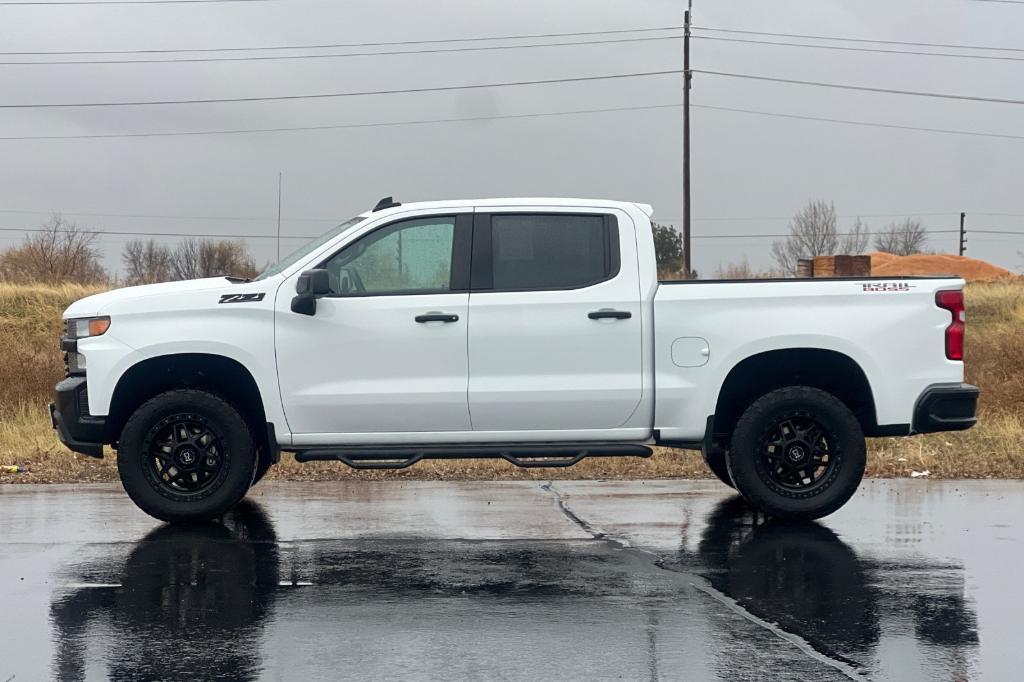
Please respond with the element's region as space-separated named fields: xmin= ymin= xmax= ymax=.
xmin=682 ymin=0 xmax=693 ymax=278
xmin=276 ymin=172 xmax=283 ymax=261
xmin=959 ymin=211 xmax=966 ymax=256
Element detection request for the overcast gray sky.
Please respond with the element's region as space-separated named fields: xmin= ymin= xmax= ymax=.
xmin=0 ymin=0 xmax=1021 ymax=276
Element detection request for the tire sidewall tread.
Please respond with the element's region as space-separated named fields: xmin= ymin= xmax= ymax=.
xmin=702 ymin=446 xmax=735 ymax=489
xmin=727 ymin=386 xmax=866 ymax=521
xmin=117 ymin=389 xmax=256 ymax=523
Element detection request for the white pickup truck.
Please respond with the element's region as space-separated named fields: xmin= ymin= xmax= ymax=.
xmin=51 ymin=197 xmax=978 ymax=522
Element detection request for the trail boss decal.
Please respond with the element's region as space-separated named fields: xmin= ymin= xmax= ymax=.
xmin=861 ymin=282 xmax=916 ymax=293
xmin=219 ymin=293 xmax=266 ymax=304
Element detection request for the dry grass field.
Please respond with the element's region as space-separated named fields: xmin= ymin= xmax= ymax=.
xmin=1 ymin=280 xmax=1021 ymax=483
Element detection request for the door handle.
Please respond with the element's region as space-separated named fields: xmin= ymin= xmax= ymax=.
xmin=415 ymin=312 xmax=459 ymax=323
xmin=588 ymin=309 xmax=632 ymax=320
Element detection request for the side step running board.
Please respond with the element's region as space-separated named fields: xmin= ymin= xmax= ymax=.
xmin=292 ymin=443 xmax=652 ymax=470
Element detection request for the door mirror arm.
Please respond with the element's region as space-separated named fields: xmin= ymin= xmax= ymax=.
xmin=291 ymin=269 xmax=331 ymax=316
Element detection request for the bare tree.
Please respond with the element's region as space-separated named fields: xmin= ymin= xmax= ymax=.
xmin=0 ymin=214 xmax=107 ymax=285
xmin=170 ymin=238 xmax=258 ymax=280
xmin=846 ymin=217 xmax=871 ymax=254
xmin=873 ymin=218 xmax=927 ymax=255
xmin=771 ymin=201 xmax=871 ymax=274
xmin=121 ymin=239 xmax=173 ymax=285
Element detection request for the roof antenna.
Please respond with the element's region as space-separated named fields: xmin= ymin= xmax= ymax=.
xmin=373 ymin=196 xmax=401 ymax=212
xmin=276 ymin=172 xmax=283 ymax=260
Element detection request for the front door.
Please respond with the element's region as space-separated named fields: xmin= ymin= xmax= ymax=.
xmin=467 ymin=210 xmax=643 ymax=432
xmin=276 ymin=212 xmax=473 ymax=438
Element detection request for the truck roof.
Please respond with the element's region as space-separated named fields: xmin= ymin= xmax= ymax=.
xmin=359 ymin=197 xmax=654 ymax=218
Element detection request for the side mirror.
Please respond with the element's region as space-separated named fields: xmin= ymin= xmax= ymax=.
xmin=291 ymin=269 xmax=331 ymax=316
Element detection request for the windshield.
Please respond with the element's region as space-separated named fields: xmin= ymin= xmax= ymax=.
xmin=254 ymin=216 xmax=366 ymax=281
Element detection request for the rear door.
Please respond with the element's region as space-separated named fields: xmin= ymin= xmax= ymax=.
xmin=466 ymin=208 xmax=643 ymax=432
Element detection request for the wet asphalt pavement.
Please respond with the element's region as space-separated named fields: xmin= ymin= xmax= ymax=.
xmin=0 ymin=479 xmax=1018 ymax=681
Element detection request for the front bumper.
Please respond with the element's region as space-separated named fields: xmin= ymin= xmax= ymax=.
xmin=913 ymin=383 xmax=979 ymax=434
xmin=50 ymin=376 xmax=105 ymax=458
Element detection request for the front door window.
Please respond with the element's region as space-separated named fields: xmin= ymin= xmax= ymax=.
xmin=322 ymin=217 xmax=455 ymax=296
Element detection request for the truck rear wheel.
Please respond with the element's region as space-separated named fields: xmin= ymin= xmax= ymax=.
xmin=117 ymin=389 xmax=256 ymax=523
xmin=702 ymin=445 xmax=735 ymax=489
xmin=726 ymin=386 xmax=865 ymax=521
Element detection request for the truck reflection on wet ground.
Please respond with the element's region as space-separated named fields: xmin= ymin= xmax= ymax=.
xmin=674 ymin=496 xmax=978 ymax=678
xmin=45 ymin=492 xmax=981 ymax=681
xmin=50 ymin=501 xmax=279 ymax=681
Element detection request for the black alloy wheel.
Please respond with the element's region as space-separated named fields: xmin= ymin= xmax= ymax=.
xmin=757 ymin=413 xmax=837 ymax=493
xmin=148 ymin=415 xmax=226 ymax=494
xmin=118 ymin=389 xmax=256 ymax=522
xmin=726 ymin=386 xmax=866 ymax=521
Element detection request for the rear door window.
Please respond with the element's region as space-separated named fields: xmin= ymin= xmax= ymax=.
xmin=473 ymin=213 xmax=619 ymax=291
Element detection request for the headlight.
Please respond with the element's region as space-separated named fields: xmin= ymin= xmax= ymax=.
xmin=63 ymin=316 xmax=109 ymax=376
xmin=70 ymin=316 xmax=111 ymax=338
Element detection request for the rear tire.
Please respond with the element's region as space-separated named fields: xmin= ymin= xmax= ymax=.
xmin=117 ymin=389 xmax=256 ymax=523
xmin=726 ymin=386 xmax=865 ymax=521
xmin=702 ymin=444 xmax=735 ymax=488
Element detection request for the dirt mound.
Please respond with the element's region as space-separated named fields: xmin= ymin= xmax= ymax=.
xmin=870 ymin=252 xmax=1017 ymax=281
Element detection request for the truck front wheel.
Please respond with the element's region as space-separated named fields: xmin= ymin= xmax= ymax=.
xmin=117 ymin=389 xmax=256 ymax=523
xmin=726 ymin=386 xmax=865 ymax=520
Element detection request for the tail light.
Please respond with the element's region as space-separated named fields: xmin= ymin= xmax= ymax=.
xmin=935 ymin=290 xmax=965 ymax=361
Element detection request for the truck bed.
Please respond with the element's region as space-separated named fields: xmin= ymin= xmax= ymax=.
xmin=650 ymin=276 xmax=965 ymax=441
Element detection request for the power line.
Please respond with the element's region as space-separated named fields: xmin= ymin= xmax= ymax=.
xmin=3 ymin=212 xmax=1015 ymax=241
xmin=0 ymin=69 xmax=682 ymax=109
xmin=0 ymin=207 xmax=336 ymax=222
xmin=0 ymin=34 xmax=682 ymax=66
xmin=969 ymin=239 xmax=1024 ymax=246
xmin=694 ymin=26 xmax=1024 ymax=53
xmin=0 ymin=225 xmax=318 ymax=239
xmin=2 ymin=98 xmax=1020 ymax=143
xmin=695 ymin=69 xmax=1024 ymax=105
xmin=690 ymin=230 xmax=961 ymax=239
xmin=692 ymin=103 xmax=1024 ymax=141
xmin=0 ymin=25 xmax=679 ymax=56
xmin=685 ymin=211 xmax=956 ymax=222
xmin=0 ymin=102 xmax=683 ymax=141
xmin=0 ymin=207 xmax=967 ymax=228
xmin=0 ymin=0 xmax=268 ymax=4
xmin=0 ymin=225 xmax=976 ymax=241
xmin=694 ymin=35 xmax=1024 ymax=62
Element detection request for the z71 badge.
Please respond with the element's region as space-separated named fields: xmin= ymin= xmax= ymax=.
xmin=219 ymin=293 xmax=266 ymax=304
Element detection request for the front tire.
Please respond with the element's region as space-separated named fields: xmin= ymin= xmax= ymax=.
xmin=251 ymin=446 xmax=274 ymax=487
xmin=726 ymin=386 xmax=865 ymax=521
xmin=117 ymin=389 xmax=256 ymax=523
